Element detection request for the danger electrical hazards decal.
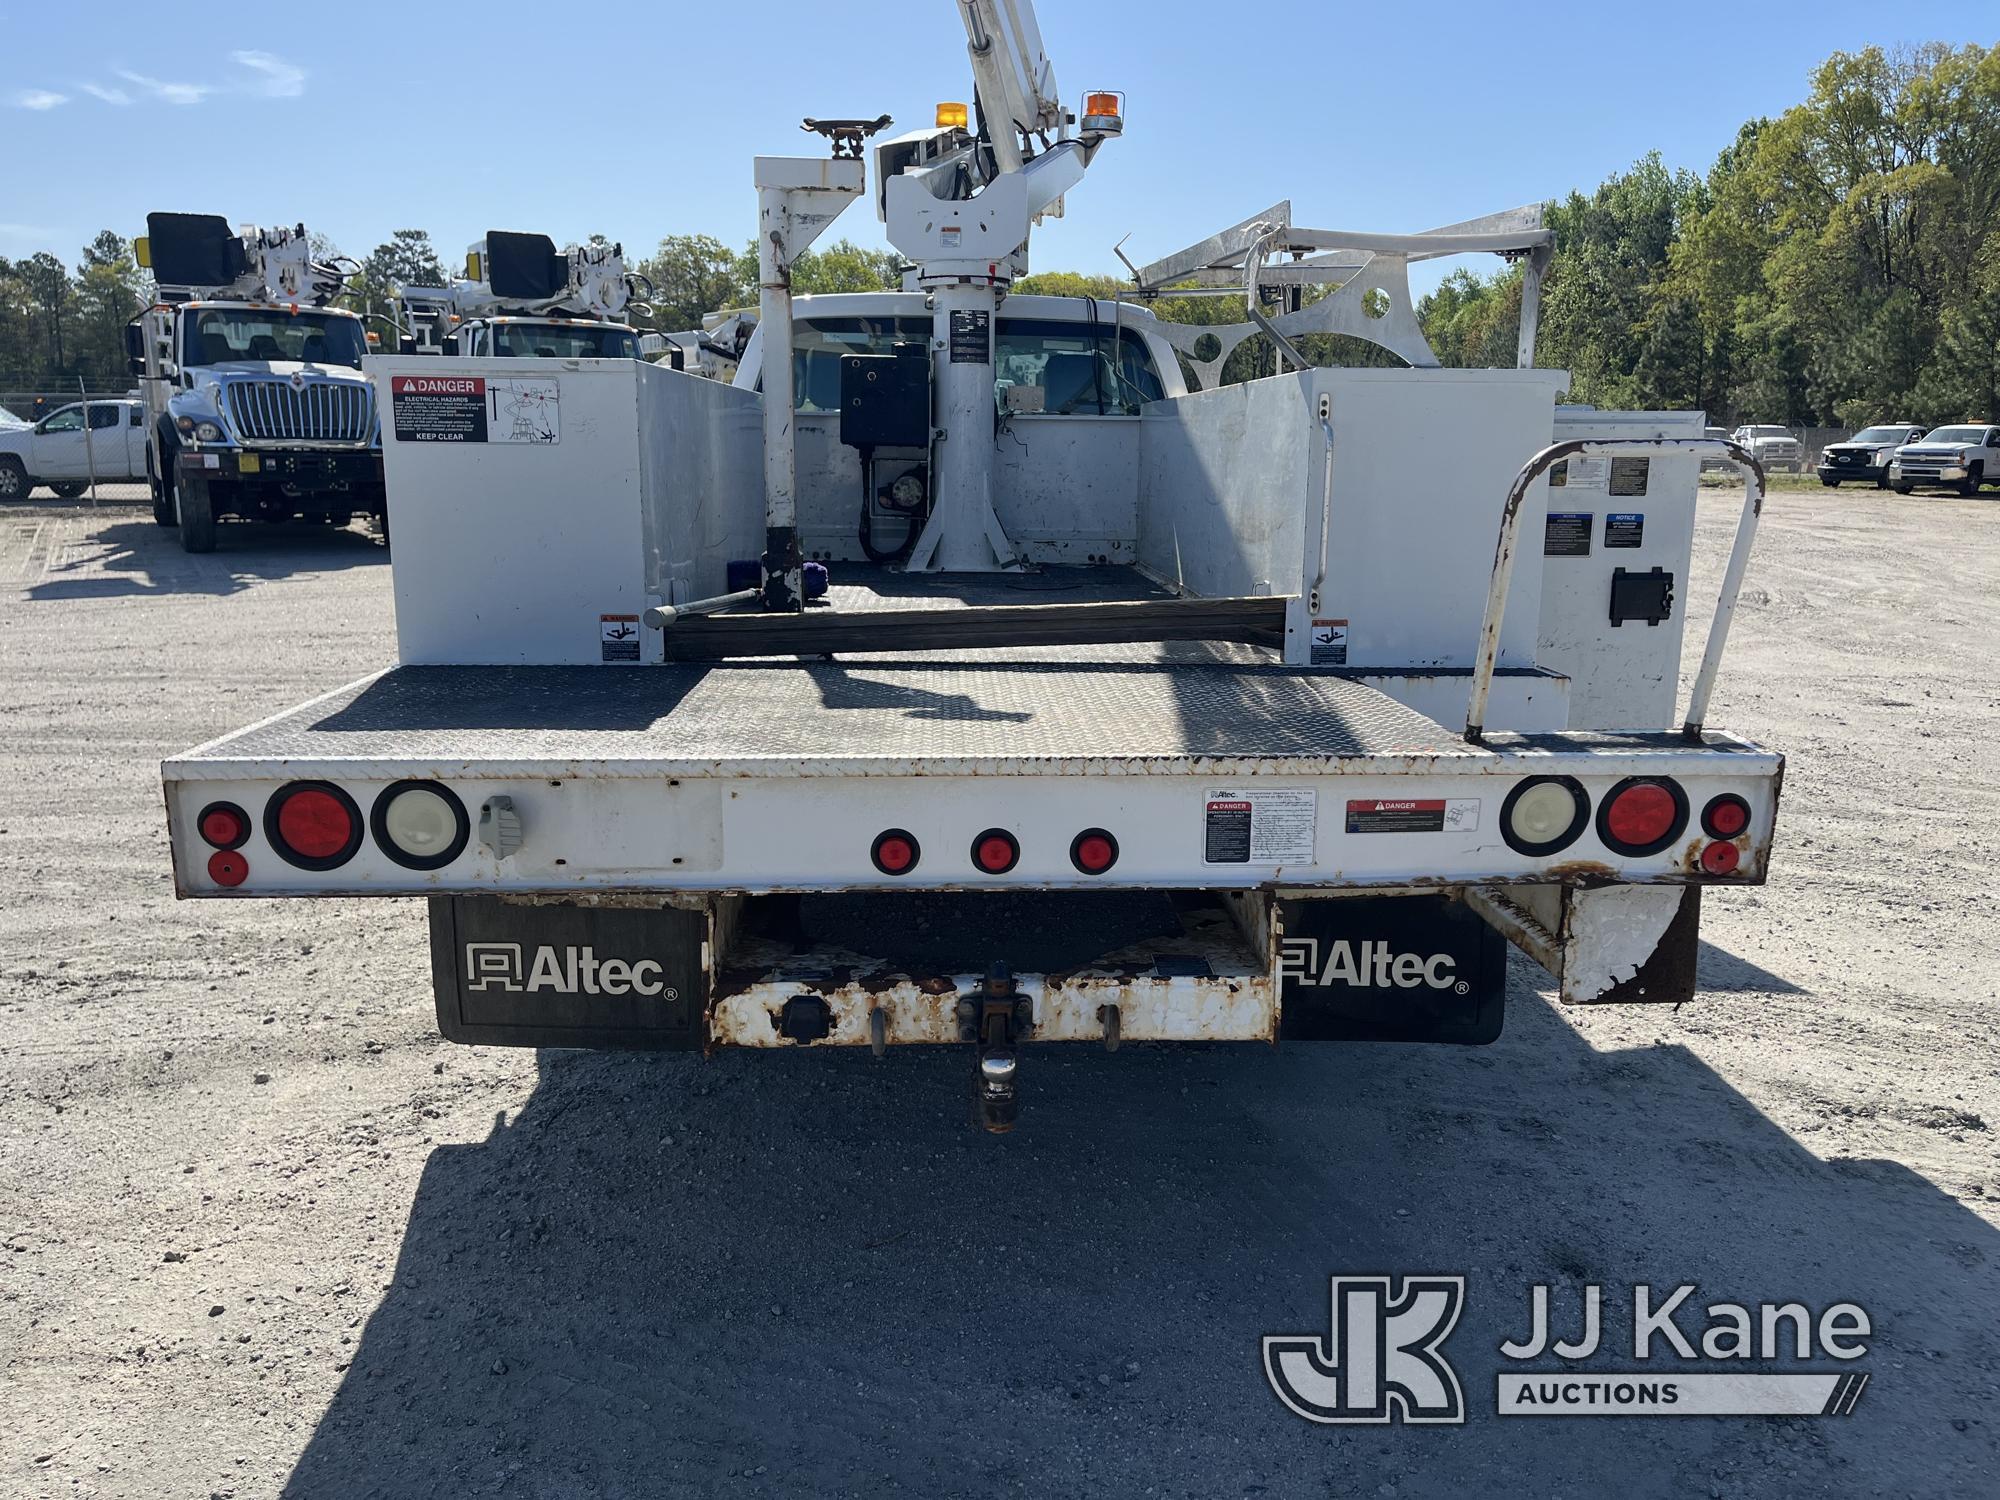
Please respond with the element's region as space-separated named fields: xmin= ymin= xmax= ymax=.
xmin=1345 ymin=798 xmax=1482 ymax=834
xmin=1204 ymin=788 xmax=1317 ymax=864
xmin=390 ymin=375 xmax=561 ymax=444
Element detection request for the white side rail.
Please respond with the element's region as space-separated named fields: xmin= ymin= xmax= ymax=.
xmin=1465 ymin=438 xmax=1765 ymax=745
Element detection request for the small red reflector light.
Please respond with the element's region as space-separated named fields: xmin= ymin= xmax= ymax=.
xmin=207 ymin=850 xmax=249 ymax=887
xmin=971 ymin=829 xmax=1020 ymax=874
xmin=1702 ymin=793 xmax=1751 ymax=839
xmin=1700 ymin=840 xmax=1740 ymax=875
xmin=278 ymin=790 xmax=354 ymax=859
xmin=1070 ymin=829 xmax=1119 ymax=874
xmin=197 ymin=801 xmax=249 ymax=850
xmin=871 ymin=829 xmax=920 ymax=875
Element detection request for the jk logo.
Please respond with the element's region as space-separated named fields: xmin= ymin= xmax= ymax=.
xmin=1263 ymin=1275 xmax=1466 ymax=1424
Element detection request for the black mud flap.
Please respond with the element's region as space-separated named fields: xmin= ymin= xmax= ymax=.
xmin=428 ymin=896 xmax=706 ymax=1050
xmin=1277 ymin=895 xmax=1506 ymax=1044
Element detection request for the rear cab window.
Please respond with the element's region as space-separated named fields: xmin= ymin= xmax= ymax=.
xmin=789 ymin=314 xmax=1166 ymax=416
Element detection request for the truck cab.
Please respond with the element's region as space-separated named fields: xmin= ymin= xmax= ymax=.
xmin=128 ymin=213 xmax=385 ymax=552
xmin=451 ymin=316 xmax=645 ymax=360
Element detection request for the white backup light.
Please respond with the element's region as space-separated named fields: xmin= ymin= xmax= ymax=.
xmin=372 ymin=782 xmax=470 ymax=870
xmin=1507 ymin=781 xmax=1579 ymax=844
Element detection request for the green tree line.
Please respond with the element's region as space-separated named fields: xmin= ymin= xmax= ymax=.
xmin=7 ymin=41 xmax=1995 ymax=427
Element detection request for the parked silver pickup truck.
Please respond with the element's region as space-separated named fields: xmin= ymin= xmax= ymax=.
xmin=1818 ymin=423 xmax=1924 ymax=487
xmin=1732 ymin=424 xmax=1804 ymax=473
xmin=0 ymin=398 xmax=149 ymax=498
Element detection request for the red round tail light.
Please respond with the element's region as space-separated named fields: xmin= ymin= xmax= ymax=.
xmin=197 ymin=801 xmax=250 ymax=851
xmin=971 ymin=828 xmax=1020 ymax=874
xmin=1701 ymin=793 xmax=1751 ymax=840
xmin=265 ymin=782 xmax=364 ymax=870
xmin=1070 ymin=828 xmax=1119 ymax=875
xmin=1596 ymin=777 xmax=1687 ymax=856
xmin=207 ymin=850 xmax=249 ymax=887
xmin=1700 ymin=840 xmax=1741 ymax=875
xmin=871 ymin=828 xmax=920 ymax=876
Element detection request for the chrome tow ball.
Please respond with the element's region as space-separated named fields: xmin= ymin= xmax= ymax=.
xmin=959 ymin=962 xmax=1032 ymax=1134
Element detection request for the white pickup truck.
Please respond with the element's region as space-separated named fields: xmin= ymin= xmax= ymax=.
xmin=0 ymin=398 xmax=149 ymax=498
xmin=1731 ymin=424 xmax=1804 ymax=474
xmin=1890 ymin=423 xmax=2000 ymax=496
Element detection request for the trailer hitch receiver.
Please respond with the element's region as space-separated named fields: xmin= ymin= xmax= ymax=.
xmin=959 ymin=962 xmax=1033 ymax=1133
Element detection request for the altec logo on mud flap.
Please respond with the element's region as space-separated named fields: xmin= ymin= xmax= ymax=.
xmin=1278 ymin=937 xmax=1468 ymax=993
xmin=1264 ymin=1278 xmax=1873 ymax=1424
xmin=464 ymin=943 xmax=677 ymax=999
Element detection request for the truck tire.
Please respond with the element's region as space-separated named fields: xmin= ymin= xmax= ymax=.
xmin=0 ymin=456 xmax=29 ymax=499
xmin=1820 ymin=477 xmax=1838 ymax=487
xmin=149 ymin=450 xmax=175 ymax=526
xmin=1892 ymin=482 xmax=1913 ymax=495
xmin=1960 ymin=464 xmax=1983 ymax=498
xmin=50 ymin=481 xmax=89 ymax=499
xmin=177 ymin=473 xmax=217 ymax=553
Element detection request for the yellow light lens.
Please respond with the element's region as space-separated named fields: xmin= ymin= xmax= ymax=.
xmin=237 ymin=454 xmax=260 ymax=474
xmin=936 ymin=101 xmax=968 ymax=130
xmin=465 ymin=251 xmax=482 ymax=281
xmin=1084 ymin=91 xmax=1123 ymax=120
xmin=134 ymin=236 xmax=151 ymax=269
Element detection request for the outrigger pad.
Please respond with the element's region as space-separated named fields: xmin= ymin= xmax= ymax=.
xmin=428 ymin=896 xmax=705 ymax=1050
xmin=1277 ymin=895 xmax=1506 ymax=1044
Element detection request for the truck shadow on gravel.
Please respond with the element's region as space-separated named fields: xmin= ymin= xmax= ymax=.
xmin=283 ymin=958 xmax=1997 ymax=1499
xmin=20 ymin=518 xmax=384 ymax=602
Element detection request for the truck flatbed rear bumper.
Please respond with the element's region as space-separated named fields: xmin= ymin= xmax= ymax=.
xmin=163 ymin=663 xmax=1779 ymax=898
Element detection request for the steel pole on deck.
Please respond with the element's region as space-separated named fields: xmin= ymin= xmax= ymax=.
xmin=756 ymin=180 xmax=802 ymax=612
xmin=752 ymin=154 xmax=863 ymax=611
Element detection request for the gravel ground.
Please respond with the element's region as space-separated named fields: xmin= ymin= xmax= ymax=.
xmin=0 ymin=487 xmax=1996 ymax=1499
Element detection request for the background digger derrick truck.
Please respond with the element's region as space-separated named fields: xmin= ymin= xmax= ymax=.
xmin=390 ymin=231 xmax=651 ymax=360
xmin=128 ymin=213 xmax=385 ymax=553
xmin=161 ymin=0 xmax=1782 ymax=1132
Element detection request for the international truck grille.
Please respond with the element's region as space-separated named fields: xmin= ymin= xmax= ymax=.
xmin=224 ymin=380 xmax=375 ymax=445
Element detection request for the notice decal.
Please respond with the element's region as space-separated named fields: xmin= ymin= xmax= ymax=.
xmin=1545 ymin=512 xmax=1593 ymax=557
xmin=1605 ymin=512 xmax=1645 ymax=548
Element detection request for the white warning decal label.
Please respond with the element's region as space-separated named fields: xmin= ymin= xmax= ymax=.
xmin=599 ymin=613 xmax=640 ymax=662
xmin=1204 ymin=787 xmax=1317 ymax=864
xmin=487 ymin=376 xmax=560 ymax=444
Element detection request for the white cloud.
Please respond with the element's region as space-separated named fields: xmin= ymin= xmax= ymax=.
xmin=232 ymin=50 xmax=305 ymax=98
xmin=79 ymin=82 xmax=133 ymax=105
xmin=115 ymin=68 xmax=211 ymax=105
xmin=12 ymin=89 xmax=68 ymax=110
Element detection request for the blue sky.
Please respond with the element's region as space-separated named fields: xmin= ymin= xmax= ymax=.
xmin=3 ymin=1 xmax=1994 ymax=299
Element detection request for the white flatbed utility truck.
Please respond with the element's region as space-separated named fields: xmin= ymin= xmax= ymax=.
xmin=162 ymin=1 xmax=1780 ymax=1130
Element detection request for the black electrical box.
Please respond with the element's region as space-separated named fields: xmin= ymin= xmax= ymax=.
xmin=146 ymin=212 xmax=246 ymax=288
xmin=484 ymin=230 xmax=566 ymax=301
xmin=1609 ymin=566 xmax=1675 ymax=627
xmin=840 ymin=344 xmax=930 ymax=450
